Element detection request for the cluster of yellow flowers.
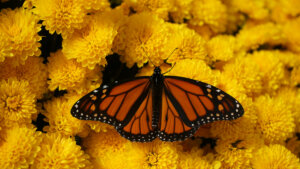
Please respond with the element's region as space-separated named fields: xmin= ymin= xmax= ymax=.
xmin=0 ymin=0 xmax=300 ymax=168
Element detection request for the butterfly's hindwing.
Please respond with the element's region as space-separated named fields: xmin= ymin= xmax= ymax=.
xmin=117 ymin=88 xmax=157 ymax=142
xmin=158 ymin=88 xmax=199 ymax=141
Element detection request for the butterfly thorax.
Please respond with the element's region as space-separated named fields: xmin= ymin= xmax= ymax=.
xmin=151 ymin=67 xmax=164 ymax=129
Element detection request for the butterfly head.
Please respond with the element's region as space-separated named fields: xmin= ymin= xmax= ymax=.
xmin=154 ymin=67 xmax=161 ymax=75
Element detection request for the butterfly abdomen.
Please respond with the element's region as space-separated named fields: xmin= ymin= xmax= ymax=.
xmin=151 ymin=67 xmax=164 ymax=129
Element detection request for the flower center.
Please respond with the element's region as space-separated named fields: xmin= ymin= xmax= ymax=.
xmin=146 ymin=152 xmax=158 ymax=167
xmin=6 ymin=96 xmax=21 ymax=111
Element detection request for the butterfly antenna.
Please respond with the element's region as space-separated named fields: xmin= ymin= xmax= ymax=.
xmin=165 ymin=47 xmax=178 ymax=61
xmin=162 ymin=62 xmax=176 ymax=75
xmin=139 ymin=38 xmax=156 ymax=66
xmin=161 ymin=47 xmax=178 ymax=75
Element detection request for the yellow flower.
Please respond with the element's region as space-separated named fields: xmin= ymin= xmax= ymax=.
xmin=286 ymin=136 xmax=300 ymax=157
xmin=189 ymin=0 xmax=227 ymax=33
xmin=43 ymin=95 xmax=90 ymax=137
xmin=0 ymin=78 xmax=37 ymax=127
xmin=250 ymin=51 xmax=286 ymax=94
xmin=83 ymin=129 xmax=128 ymax=157
xmin=283 ymin=17 xmax=300 ymax=53
xmin=0 ymin=36 xmax=13 ymax=63
xmin=47 ymin=50 xmax=102 ymax=93
xmin=113 ymin=12 xmax=175 ymax=68
xmin=32 ymin=0 xmax=89 ymax=38
xmin=79 ymin=0 xmax=111 ymax=13
xmin=82 ymin=130 xmax=129 ymax=169
xmin=276 ymin=88 xmax=300 ymax=133
xmin=0 ymin=125 xmax=42 ymax=169
xmin=252 ymin=144 xmax=300 ymax=169
xmin=169 ymin=0 xmax=193 ymax=23
xmin=215 ymin=136 xmax=264 ymax=169
xmin=123 ymin=141 xmax=180 ymax=169
xmin=167 ymin=59 xmax=220 ymax=86
xmin=224 ymin=3 xmax=246 ymax=34
xmin=206 ymin=35 xmax=236 ymax=62
xmin=0 ymin=8 xmax=41 ymax=66
xmin=123 ymin=0 xmax=174 ymax=20
xmin=222 ymin=56 xmax=263 ymax=96
xmin=291 ymin=67 xmax=300 ymax=88
xmin=236 ymin=22 xmax=284 ymax=51
xmin=229 ymin=0 xmax=269 ymax=20
xmin=137 ymin=63 xmax=171 ymax=76
xmin=86 ymin=120 xmax=114 ymax=133
xmin=0 ymin=56 xmax=47 ymax=99
xmin=270 ymin=0 xmax=300 ymax=23
xmin=179 ymin=148 xmax=221 ymax=169
xmin=255 ymin=94 xmax=295 ymax=144
xmin=63 ymin=10 xmax=123 ymax=69
xmin=210 ymin=96 xmax=258 ymax=140
xmin=166 ymin=24 xmax=207 ymax=64
xmin=32 ymin=132 xmax=92 ymax=169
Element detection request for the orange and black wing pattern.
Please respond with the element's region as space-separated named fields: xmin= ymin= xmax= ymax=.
xmin=71 ymin=77 xmax=156 ymax=141
xmin=159 ymin=76 xmax=244 ymax=141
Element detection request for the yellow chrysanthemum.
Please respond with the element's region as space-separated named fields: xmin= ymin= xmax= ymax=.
xmin=236 ymin=22 xmax=284 ymax=51
xmin=43 ymin=95 xmax=90 ymax=137
xmin=47 ymin=50 xmax=102 ymax=93
xmin=276 ymin=88 xmax=300 ymax=133
xmin=32 ymin=0 xmax=89 ymax=38
xmin=63 ymin=10 xmax=124 ymax=69
xmin=270 ymin=0 xmax=300 ymax=23
xmin=83 ymin=129 xmax=128 ymax=157
xmin=206 ymin=35 xmax=236 ymax=62
xmin=0 ymin=78 xmax=37 ymax=127
xmin=291 ymin=67 xmax=300 ymax=87
xmin=0 ymin=8 xmax=41 ymax=66
xmin=82 ymin=130 xmax=129 ymax=169
xmin=0 ymin=56 xmax=48 ymax=99
xmin=169 ymin=0 xmax=193 ymax=23
xmin=189 ymin=0 xmax=227 ymax=33
xmin=167 ymin=59 xmax=219 ymax=86
xmin=123 ymin=141 xmax=180 ymax=169
xmin=32 ymin=132 xmax=92 ymax=169
xmin=179 ymin=148 xmax=221 ymax=169
xmin=223 ymin=3 xmax=246 ymax=34
xmin=252 ymin=144 xmax=300 ymax=169
xmin=222 ymin=56 xmax=263 ymax=96
xmin=229 ymin=0 xmax=269 ymax=20
xmin=276 ymin=51 xmax=300 ymax=69
xmin=286 ymin=136 xmax=300 ymax=157
xmin=137 ymin=63 xmax=171 ymax=76
xmin=250 ymin=51 xmax=286 ymax=94
xmin=255 ymin=95 xmax=295 ymax=144
xmin=0 ymin=126 xmax=42 ymax=169
xmin=215 ymin=136 xmax=264 ymax=169
xmin=79 ymin=0 xmax=111 ymax=13
xmin=166 ymin=24 xmax=207 ymax=64
xmin=124 ymin=0 xmax=174 ymax=20
xmin=0 ymin=36 xmax=13 ymax=63
xmin=86 ymin=120 xmax=114 ymax=133
xmin=210 ymin=96 xmax=258 ymax=140
xmin=113 ymin=12 xmax=175 ymax=68
xmin=283 ymin=17 xmax=300 ymax=52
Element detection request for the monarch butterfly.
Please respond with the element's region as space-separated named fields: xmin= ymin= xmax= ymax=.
xmin=71 ymin=67 xmax=244 ymax=142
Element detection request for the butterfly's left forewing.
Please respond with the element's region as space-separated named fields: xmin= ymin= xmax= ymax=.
xmin=72 ymin=78 xmax=150 ymax=126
